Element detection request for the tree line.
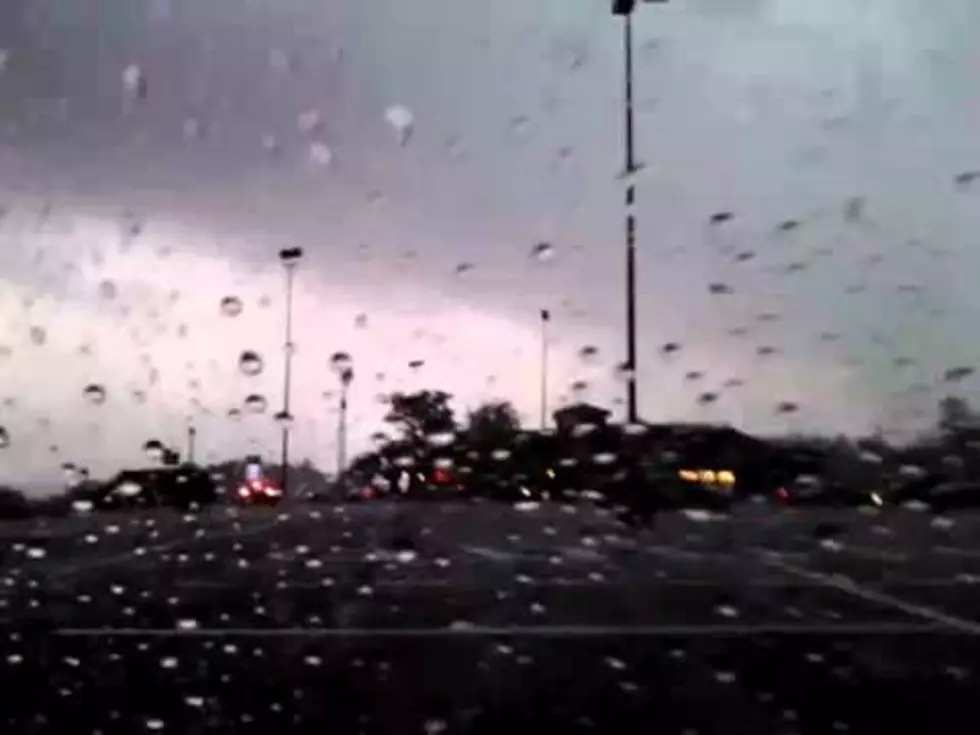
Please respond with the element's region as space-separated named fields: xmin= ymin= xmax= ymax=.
xmin=2 ymin=390 xmax=978 ymax=518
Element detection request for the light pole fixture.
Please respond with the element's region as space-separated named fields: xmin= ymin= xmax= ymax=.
xmin=540 ymin=309 xmax=550 ymax=431
xmin=277 ymin=246 xmax=303 ymax=496
xmin=330 ymin=351 xmax=354 ymax=483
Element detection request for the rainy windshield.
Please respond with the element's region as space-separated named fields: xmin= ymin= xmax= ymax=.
xmin=3 ymin=0 xmax=980 ymax=732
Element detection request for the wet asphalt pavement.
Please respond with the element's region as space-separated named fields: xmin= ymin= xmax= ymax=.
xmin=2 ymin=499 xmax=980 ymax=734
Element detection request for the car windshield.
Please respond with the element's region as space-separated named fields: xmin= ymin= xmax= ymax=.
xmin=2 ymin=0 xmax=980 ymax=732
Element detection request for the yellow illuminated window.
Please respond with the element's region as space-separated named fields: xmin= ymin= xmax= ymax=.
xmin=699 ymin=470 xmax=716 ymax=484
xmin=678 ymin=469 xmax=699 ymax=482
xmin=717 ymin=470 xmax=736 ymax=486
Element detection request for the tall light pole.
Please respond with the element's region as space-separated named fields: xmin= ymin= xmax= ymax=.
xmin=186 ymin=424 xmax=197 ymax=465
xmin=612 ymin=0 xmax=667 ymax=423
xmin=540 ymin=309 xmax=550 ymax=431
xmin=337 ymin=366 xmax=354 ymax=479
xmin=277 ymin=247 xmax=303 ymax=495
xmin=330 ymin=351 xmax=354 ymax=483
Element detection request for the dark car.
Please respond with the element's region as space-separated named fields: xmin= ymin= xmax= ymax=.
xmin=99 ymin=465 xmax=219 ymax=510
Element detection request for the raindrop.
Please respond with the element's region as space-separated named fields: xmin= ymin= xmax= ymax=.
xmin=455 ymin=262 xmax=474 ymax=276
xmin=142 ymin=439 xmax=165 ymax=460
xmin=261 ymin=134 xmax=280 ymax=154
xmin=757 ymin=346 xmax=777 ymax=357
xmin=83 ymin=384 xmax=107 ymax=406
xmin=530 ymin=241 xmax=555 ymax=262
xmin=29 ymin=326 xmax=46 ymax=346
xmin=244 ymin=394 xmax=268 ymax=414
xmin=122 ymin=64 xmax=148 ymax=101
xmin=238 ymin=351 xmax=264 ymax=377
xmin=684 ymin=371 xmax=703 ymax=381
xmin=98 ymin=280 xmax=118 ymax=300
xmin=709 ymin=211 xmax=734 ymax=225
xmin=384 ymin=104 xmax=414 ymax=146
xmin=734 ymin=251 xmax=755 ymax=262
xmin=227 ymin=408 xmax=242 ymax=422
xmin=614 ymin=362 xmax=635 ymax=382
xmin=220 ymin=296 xmax=243 ymax=317
xmin=578 ymin=345 xmax=599 ymax=362
xmin=954 ymin=171 xmax=980 ymax=189
xmin=844 ymin=196 xmax=865 ymax=223
xmin=775 ymin=401 xmax=799 ymax=414
xmin=708 ymin=282 xmax=733 ymax=295
xmin=944 ymin=366 xmax=974 ymax=383
xmin=661 ymin=342 xmax=680 ymax=355
xmin=697 ymin=392 xmax=718 ymax=405
xmin=776 ymin=218 xmax=801 ymax=232
xmin=408 ymin=359 xmax=424 ymax=370
xmin=309 ymin=142 xmax=333 ymax=166
xmin=354 ymin=313 xmax=368 ymax=329
xmin=182 ymin=117 xmax=203 ymax=140
xmin=273 ymin=411 xmax=294 ymax=429
xmin=269 ymin=48 xmax=293 ymax=74
xmin=297 ymin=109 xmax=322 ymax=133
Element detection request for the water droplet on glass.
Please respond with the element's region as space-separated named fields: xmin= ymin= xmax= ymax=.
xmin=954 ymin=171 xmax=980 ymax=190
xmin=944 ymin=366 xmax=974 ymax=383
xmin=142 ymin=439 xmax=165 ymax=460
xmin=273 ymin=411 xmax=294 ymax=429
xmin=29 ymin=326 xmax=46 ymax=346
xmin=309 ymin=142 xmax=333 ymax=166
xmin=244 ymin=394 xmax=268 ymax=414
xmin=384 ymin=104 xmax=414 ymax=146
xmin=122 ymin=64 xmax=148 ymax=101
xmin=220 ymin=296 xmax=243 ymax=317
xmin=578 ymin=345 xmax=599 ymax=363
xmin=297 ymin=109 xmax=322 ymax=133
xmin=98 ymin=280 xmax=118 ymax=300
xmin=261 ymin=133 xmax=280 ymax=154
xmin=238 ymin=351 xmax=264 ymax=377
xmin=775 ymin=401 xmax=799 ymax=414
xmin=530 ymin=241 xmax=555 ymax=262
xmin=354 ymin=313 xmax=368 ymax=329
xmin=83 ymin=384 xmax=107 ymax=405
xmin=269 ymin=48 xmax=293 ymax=74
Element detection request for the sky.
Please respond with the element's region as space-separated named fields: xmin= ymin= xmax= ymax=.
xmin=2 ymin=0 xmax=980 ymax=490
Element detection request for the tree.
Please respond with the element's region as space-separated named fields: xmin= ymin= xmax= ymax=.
xmin=466 ymin=401 xmax=521 ymax=445
xmin=0 ymin=486 xmax=32 ymax=520
xmin=384 ymin=390 xmax=456 ymax=440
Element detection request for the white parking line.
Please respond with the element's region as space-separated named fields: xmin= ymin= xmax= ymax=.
xmin=758 ymin=552 xmax=980 ymax=635
xmin=171 ymin=576 xmax=976 ymax=591
xmin=54 ymin=621 xmax=961 ymax=638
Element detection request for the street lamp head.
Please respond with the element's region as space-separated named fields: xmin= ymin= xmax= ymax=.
xmin=330 ymin=350 xmax=354 ymax=376
xmin=279 ymin=247 xmax=303 ymax=265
